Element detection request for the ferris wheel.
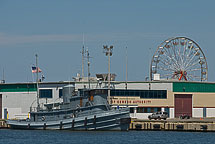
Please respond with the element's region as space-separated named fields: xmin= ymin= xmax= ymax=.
xmin=150 ymin=37 xmax=208 ymax=81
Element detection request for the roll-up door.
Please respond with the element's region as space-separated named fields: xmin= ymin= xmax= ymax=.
xmin=175 ymin=94 xmax=192 ymax=117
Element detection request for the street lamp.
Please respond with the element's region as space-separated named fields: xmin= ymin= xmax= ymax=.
xmin=103 ymin=45 xmax=113 ymax=104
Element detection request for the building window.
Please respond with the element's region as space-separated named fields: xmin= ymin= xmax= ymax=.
xmin=39 ymin=89 xmax=52 ymax=98
xmin=130 ymin=108 xmax=134 ymax=113
xmin=143 ymin=108 xmax=146 ymax=113
xmin=151 ymin=107 xmax=155 ymax=113
xmin=110 ymin=89 xmax=167 ymax=99
xmin=137 ymin=107 xmax=144 ymax=113
xmin=164 ymin=107 xmax=170 ymax=117
xmin=110 ymin=90 xmax=115 ymax=96
xmin=142 ymin=107 xmax=162 ymax=113
xmin=147 ymin=107 xmax=151 ymax=113
xmin=59 ymin=89 xmax=62 ymax=98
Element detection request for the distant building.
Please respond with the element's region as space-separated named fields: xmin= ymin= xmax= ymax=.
xmin=1 ymin=80 xmax=215 ymax=120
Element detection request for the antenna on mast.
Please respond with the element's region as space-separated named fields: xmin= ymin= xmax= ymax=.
xmin=86 ymin=48 xmax=92 ymax=89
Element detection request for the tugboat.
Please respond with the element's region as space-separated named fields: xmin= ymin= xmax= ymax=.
xmin=7 ymin=48 xmax=130 ymax=131
xmin=7 ymin=85 xmax=131 ymax=130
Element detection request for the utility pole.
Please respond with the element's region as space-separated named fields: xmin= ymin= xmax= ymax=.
xmin=103 ymin=45 xmax=113 ymax=104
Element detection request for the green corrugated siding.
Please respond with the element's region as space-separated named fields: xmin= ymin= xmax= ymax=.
xmin=0 ymin=84 xmax=37 ymax=92
xmin=173 ymin=82 xmax=215 ymax=92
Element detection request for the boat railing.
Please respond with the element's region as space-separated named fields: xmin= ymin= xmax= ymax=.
xmin=14 ymin=114 xmax=29 ymax=120
xmin=30 ymin=106 xmax=48 ymax=112
xmin=30 ymin=107 xmax=37 ymax=112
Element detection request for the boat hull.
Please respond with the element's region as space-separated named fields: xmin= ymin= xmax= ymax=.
xmin=7 ymin=109 xmax=130 ymax=131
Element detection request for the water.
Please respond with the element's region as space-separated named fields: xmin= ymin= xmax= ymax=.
xmin=0 ymin=129 xmax=215 ymax=144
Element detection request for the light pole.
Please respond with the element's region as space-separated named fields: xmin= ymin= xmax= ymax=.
xmin=103 ymin=45 xmax=113 ymax=104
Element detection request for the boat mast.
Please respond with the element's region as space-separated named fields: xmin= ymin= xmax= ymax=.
xmin=81 ymin=34 xmax=85 ymax=79
xmin=35 ymin=54 xmax=40 ymax=111
xmin=86 ymin=49 xmax=91 ymax=89
xmin=125 ymin=47 xmax=128 ymax=107
xmin=125 ymin=47 xmax=128 ymax=90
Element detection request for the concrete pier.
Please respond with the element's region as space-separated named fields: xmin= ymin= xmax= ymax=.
xmin=130 ymin=118 xmax=215 ymax=132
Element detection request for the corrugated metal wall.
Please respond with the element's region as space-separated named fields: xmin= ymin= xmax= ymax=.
xmin=173 ymin=82 xmax=215 ymax=92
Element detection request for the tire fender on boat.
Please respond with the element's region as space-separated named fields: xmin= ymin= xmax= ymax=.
xmin=41 ymin=116 xmax=45 ymax=121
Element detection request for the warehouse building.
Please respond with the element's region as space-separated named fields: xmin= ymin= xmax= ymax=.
xmin=1 ymin=80 xmax=215 ymax=120
xmin=111 ymin=81 xmax=215 ymax=119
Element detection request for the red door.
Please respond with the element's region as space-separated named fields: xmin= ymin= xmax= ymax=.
xmin=175 ymin=94 xmax=192 ymax=117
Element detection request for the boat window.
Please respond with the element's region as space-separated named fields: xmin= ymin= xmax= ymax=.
xmin=94 ymin=89 xmax=107 ymax=95
xmin=59 ymin=89 xmax=62 ymax=98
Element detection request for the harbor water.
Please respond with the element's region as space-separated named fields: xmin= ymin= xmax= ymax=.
xmin=1 ymin=129 xmax=215 ymax=144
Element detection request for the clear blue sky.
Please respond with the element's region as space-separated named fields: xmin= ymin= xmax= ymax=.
xmin=0 ymin=0 xmax=215 ymax=82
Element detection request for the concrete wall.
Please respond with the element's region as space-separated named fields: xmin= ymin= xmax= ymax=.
xmin=193 ymin=108 xmax=203 ymax=117
xmin=193 ymin=93 xmax=215 ymax=108
xmin=2 ymin=92 xmax=36 ymax=119
xmin=114 ymin=82 xmax=172 ymax=91
xmin=1 ymin=87 xmax=63 ymax=119
xmin=135 ymin=113 xmax=152 ymax=119
xmin=207 ymin=108 xmax=215 ymax=117
xmin=169 ymin=108 xmax=174 ymax=118
xmin=75 ymin=82 xmax=173 ymax=91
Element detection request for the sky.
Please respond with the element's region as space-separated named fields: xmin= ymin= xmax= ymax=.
xmin=0 ymin=0 xmax=215 ymax=83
